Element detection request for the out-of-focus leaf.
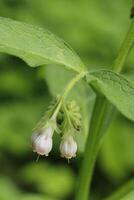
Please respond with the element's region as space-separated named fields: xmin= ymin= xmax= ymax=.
xmin=0 ymin=177 xmax=58 ymax=200
xmin=0 ymin=17 xmax=85 ymax=72
xmin=99 ymin=114 xmax=134 ymax=181
xmin=105 ymin=179 xmax=134 ymax=200
xmin=21 ymin=194 xmax=58 ymax=200
xmin=0 ymin=98 xmax=49 ymax=155
xmin=0 ymin=177 xmax=20 ymax=200
xmin=19 ymin=162 xmax=75 ymax=199
xmin=0 ymin=70 xmax=32 ymax=97
xmin=87 ymin=70 xmax=134 ymax=121
xmin=19 ymin=0 xmax=132 ymax=69
xmin=45 ymin=65 xmax=95 ymax=152
xmin=121 ymin=191 xmax=134 ymax=200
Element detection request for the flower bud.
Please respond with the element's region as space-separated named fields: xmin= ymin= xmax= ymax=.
xmin=60 ymin=135 xmax=77 ymax=159
xmin=31 ymin=126 xmax=54 ymax=156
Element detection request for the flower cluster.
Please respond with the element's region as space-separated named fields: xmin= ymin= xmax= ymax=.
xmin=31 ymin=98 xmax=81 ymax=159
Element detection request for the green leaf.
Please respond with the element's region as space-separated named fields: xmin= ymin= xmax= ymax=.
xmin=100 ymin=113 xmax=134 ymax=181
xmin=124 ymin=71 xmax=134 ymax=83
xmin=0 ymin=177 xmax=20 ymax=200
xmin=0 ymin=17 xmax=85 ymax=72
xmin=87 ymin=69 xmax=134 ymax=121
xmin=0 ymin=98 xmax=50 ymax=155
xmin=19 ymin=162 xmax=75 ymax=198
xmin=121 ymin=191 xmax=134 ymax=200
xmin=21 ymin=194 xmax=58 ymax=200
xmin=105 ymin=179 xmax=134 ymax=200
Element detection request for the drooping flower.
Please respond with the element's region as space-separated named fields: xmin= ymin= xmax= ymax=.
xmin=60 ymin=135 xmax=77 ymax=159
xmin=31 ymin=126 xmax=54 ymax=156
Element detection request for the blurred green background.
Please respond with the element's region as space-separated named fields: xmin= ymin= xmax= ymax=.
xmin=0 ymin=0 xmax=134 ymax=200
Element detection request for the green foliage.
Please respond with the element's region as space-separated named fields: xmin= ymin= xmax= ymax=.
xmin=121 ymin=192 xmax=134 ymax=200
xmin=100 ymin=114 xmax=134 ymax=181
xmin=19 ymin=162 xmax=75 ymax=198
xmin=0 ymin=17 xmax=85 ymax=72
xmin=45 ymin=65 xmax=95 ymax=151
xmin=0 ymin=177 xmax=20 ymax=200
xmin=0 ymin=177 xmax=57 ymax=200
xmin=21 ymin=195 xmax=57 ymax=200
xmin=0 ymin=70 xmax=31 ymax=97
xmin=87 ymin=70 xmax=134 ymax=121
xmin=0 ymin=0 xmax=134 ymax=200
xmin=0 ymin=99 xmax=49 ymax=155
xmin=105 ymin=179 xmax=134 ymax=200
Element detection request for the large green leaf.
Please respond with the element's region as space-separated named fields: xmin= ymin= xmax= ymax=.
xmin=0 ymin=17 xmax=85 ymax=72
xmin=87 ymin=69 xmax=134 ymax=121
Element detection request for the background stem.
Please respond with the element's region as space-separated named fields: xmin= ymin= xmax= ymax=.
xmin=75 ymin=95 xmax=114 ymax=200
xmin=113 ymin=20 xmax=134 ymax=73
xmin=75 ymin=18 xmax=134 ymax=200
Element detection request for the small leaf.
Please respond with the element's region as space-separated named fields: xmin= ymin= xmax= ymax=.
xmin=87 ymin=69 xmax=134 ymax=121
xmin=0 ymin=17 xmax=85 ymax=72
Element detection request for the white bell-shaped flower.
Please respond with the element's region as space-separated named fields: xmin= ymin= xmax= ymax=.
xmin=31 ymin=126 xmax=54 ymax=156
xmin=60 ymin=135 xmax=77 ymax=159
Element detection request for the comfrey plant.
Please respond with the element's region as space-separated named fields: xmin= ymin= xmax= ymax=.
xmin=31 ymin=97 xmax=81 ymax=159
xmin=0 ymin=5 xmax=134 ymax=200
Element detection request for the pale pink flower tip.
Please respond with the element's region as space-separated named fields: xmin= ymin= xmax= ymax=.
xmin=60 ymin=135 xmax=77 ymax=159
xmin=31 ymin=126 xmax=54 ymax=156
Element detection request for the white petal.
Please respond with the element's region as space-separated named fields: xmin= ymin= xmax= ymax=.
xmin=60 ymin=136 xmax=77 ymax=159
xmin=31 ymin=125 xmax=54 ymax=156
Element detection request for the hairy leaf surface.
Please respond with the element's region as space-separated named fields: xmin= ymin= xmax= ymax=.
xmin=87 ymin=70 xmax=134 ymax=121
xmin=0 ymin=17 xmax=85 ymax=72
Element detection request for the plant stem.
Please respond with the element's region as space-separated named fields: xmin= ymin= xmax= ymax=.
xmin=53 ymin=71 xmax=87 ymax=118
xmin=75 ymin=95 xmax=114 ymax=200
xmin=62 ymin=71 xmax=87 ymax=100
xmin=113 ymin=20 xmax=134 ymax=73
xmin=75 ymin=19 xmax=134 ymax=200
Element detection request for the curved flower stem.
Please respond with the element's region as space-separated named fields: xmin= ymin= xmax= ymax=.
xmin=52 ymin=71 xmax=87 ymax=118
xmin=75 ymin=19 xmax=134 ymax=200
xmin=62 ymin=71 xmax=87 ymax=100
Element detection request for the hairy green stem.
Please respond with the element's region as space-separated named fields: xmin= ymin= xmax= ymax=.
xmin=75 ymin=19 xmax=134 ymax=200
xmin=62 ymin=71 xmax=87 ymax=100
xmin=53 ymin=71 xmax=87 ymax=118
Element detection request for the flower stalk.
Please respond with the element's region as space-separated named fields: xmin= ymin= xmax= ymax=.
xmin=75 ymin=15 xmax=134 ymax=200
xmin=31 ymin=71 xmax=87 ymax=158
